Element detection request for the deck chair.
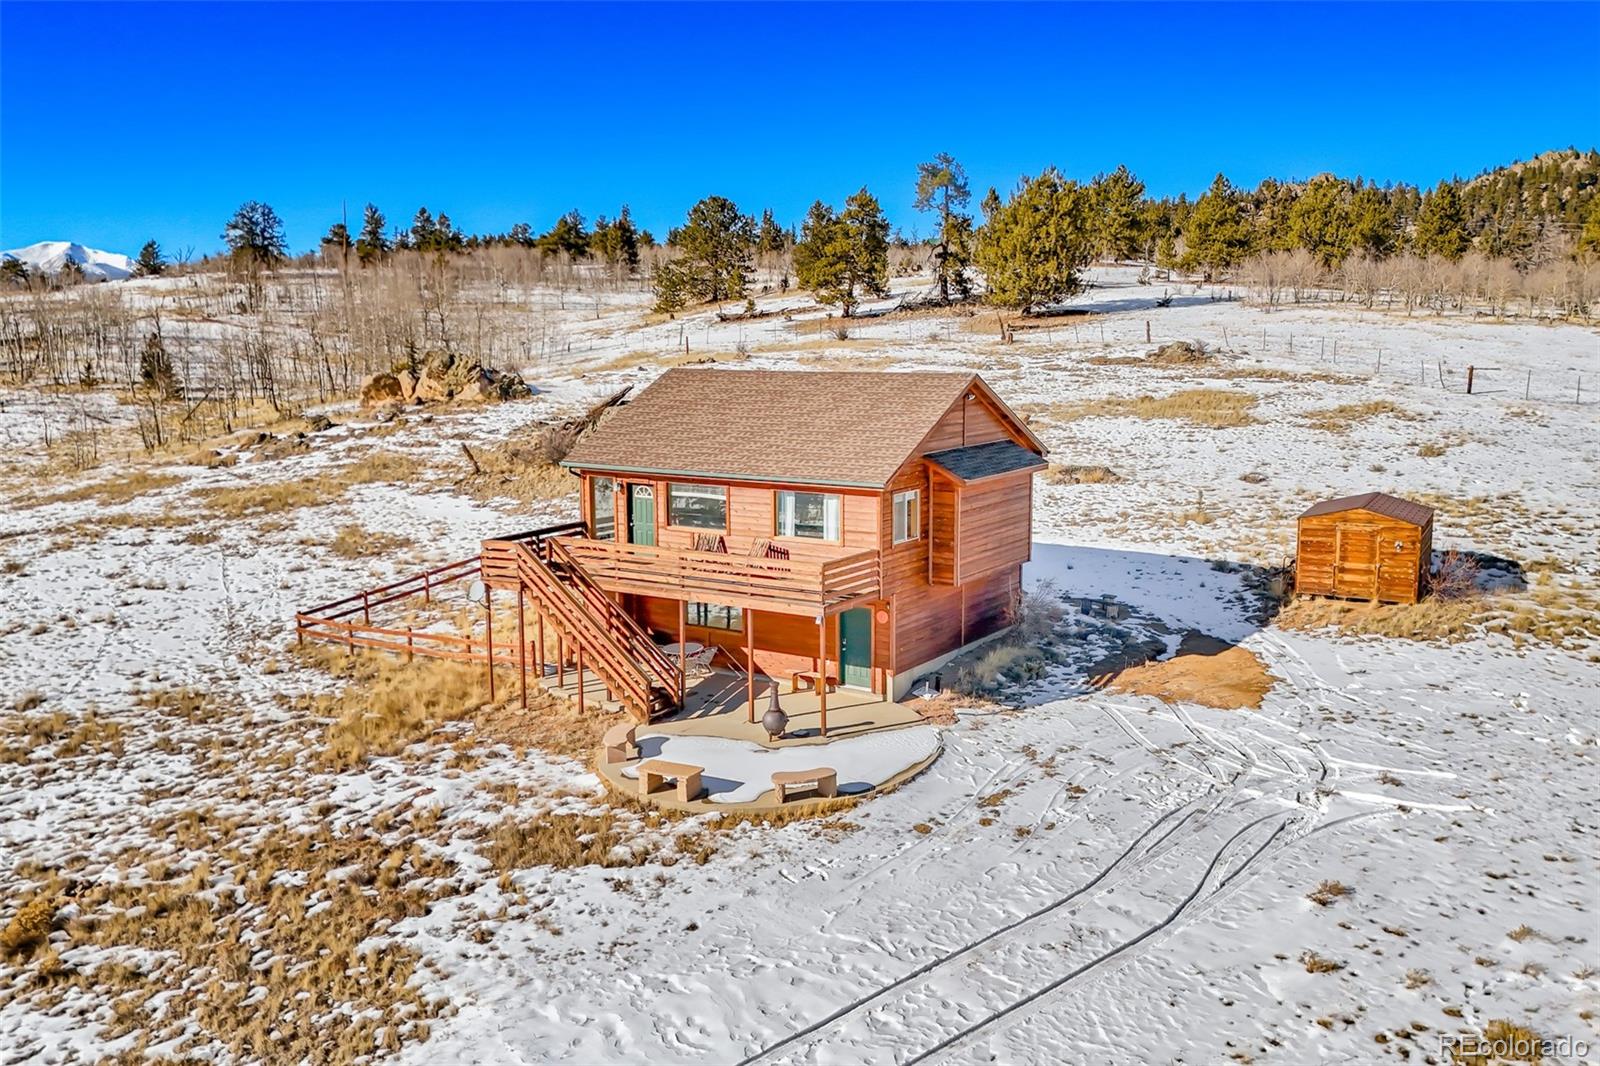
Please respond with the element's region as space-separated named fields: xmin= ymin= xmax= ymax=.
xmin=692 ymin=533 xmax=727 ymax=553
xmin=764 ymin=543 xmax=790 ymax=561
xmin=683 ymin=646 xmax=719 ymax=678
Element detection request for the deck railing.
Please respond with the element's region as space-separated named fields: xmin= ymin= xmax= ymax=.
xmin=558 ymin=536 xmax=881 ymax=614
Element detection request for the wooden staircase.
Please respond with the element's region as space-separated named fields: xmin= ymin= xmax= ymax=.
xmin=481 ymin=525 xmax=682 ymax=723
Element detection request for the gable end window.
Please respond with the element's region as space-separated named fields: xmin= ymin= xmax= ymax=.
xmin=776 ymin=490 xmax=841 ymax=540
xmin=591 ymin=477 xmax=616 ymax=540
xmin=892 ymin=489 xmax=920 ymax=544
xmin=668 ymin=483 xmax=727 ymax=530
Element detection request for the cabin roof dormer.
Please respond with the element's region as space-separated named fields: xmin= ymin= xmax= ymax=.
xmin=561 ymin=368 xmax=1044 ymax=488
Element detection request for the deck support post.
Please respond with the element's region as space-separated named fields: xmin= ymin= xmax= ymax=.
xmin=536 ymin=611 xmax=545 ymax=678
xmin=484 ymin=586 xmax=496 ymax=704
xmin=517 ymin=585 xmax=527 ymax=710
xmin=817 ymin=614 xmax=828 ymax=738
xmin=677 ymin=600 xmax=687 ymax=706
xmin=556 ymin=633 xmax=565 ymax=688
xmin=745 ymin=608 xmax=755 ymax=724
xmin=577 ymin=646 xmax=585 ymax=712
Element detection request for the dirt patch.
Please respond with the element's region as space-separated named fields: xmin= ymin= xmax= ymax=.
xmin=1102 ymin=633 xmax=1277 ymax=709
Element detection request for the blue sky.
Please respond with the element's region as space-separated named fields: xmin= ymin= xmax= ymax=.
xmin=2 ymin=1 xmax=1596 ymax=255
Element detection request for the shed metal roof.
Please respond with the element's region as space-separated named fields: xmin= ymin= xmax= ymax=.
xmin=1300 ymin=492 xmax=1434 ymax=527
xmin=926 ymin=440 xmax=1048 ymax=483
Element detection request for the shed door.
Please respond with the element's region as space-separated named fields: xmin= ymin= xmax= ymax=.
xmin=1334 ymin=525 xmax=1379 ymax=599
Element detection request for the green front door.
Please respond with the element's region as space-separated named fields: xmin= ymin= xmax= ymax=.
xmin=839 ymin=607 xmax=872 ymax=689
xmin=628 ymin=484 xmax=655 ymax=546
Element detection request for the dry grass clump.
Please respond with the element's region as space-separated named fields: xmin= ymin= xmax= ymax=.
xmin=459 ymin=439 xmax=577 ymax=502
xmin=483 ymin=810 xmax=658 ymax=871
xmin=298 ymin=648 xmax=494 ymax=768
xmin=324 ymin=523 xmax=415 ymax=559
xmin=28 ymin=817 xmax=455 ymax=1061
xmin=1044 ymin=463 xmax=1121 ymax=485
xmin=21 ymin=470 xmax=182 ymax=509
xmin=1448 ymin=1020 xmax=1546 ymax=1065
xmin=1300 ymin=400 xmax=1416 ymax=432
xmin=0 ymin=894 xmax=56 ymax=959
xmin=1301 ymin=950 xmax=1346 ymax=973
xmin=195 ymin=451 xmax=422 ymax=517
xmin=1044 ymin=389 xmax=1259 ymax=428
xmin=1308 ymin=879 xmax=1354 ymax=906
xmin=1431 ymin=550 xmax=1483 ymax=601
xmin=1277 ymin=596 xmax=1489 ymax=644
xmin=472 ymin=689 xmax=609 ymax=760
xmin=589 ymin=348 xmax=748 ymax=373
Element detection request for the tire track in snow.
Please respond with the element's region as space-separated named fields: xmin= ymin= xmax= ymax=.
xmin=736 ymin=793 xmax=1220 ymax=1066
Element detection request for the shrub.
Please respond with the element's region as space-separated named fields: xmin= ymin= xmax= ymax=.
xmin=1308 ymin=879 xmax=1353 ymax=906
xmin=0 ymin=895 xmax=56 ymax=959
xmin=1431 ymin=550 xmax=1482 ymax=601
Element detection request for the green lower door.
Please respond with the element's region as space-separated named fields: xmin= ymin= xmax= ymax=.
xmin=628 ymin=484 xmax=655 ymax=546
xmin=839 ymin=607 xmax=872 ymax=689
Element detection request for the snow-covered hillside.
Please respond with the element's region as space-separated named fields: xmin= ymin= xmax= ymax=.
xmin=2 ymin=240 xmax=135 ymax=280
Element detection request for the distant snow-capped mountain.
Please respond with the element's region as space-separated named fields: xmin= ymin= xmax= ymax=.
xmin=2 ymin=241 xmax=136 ymax=281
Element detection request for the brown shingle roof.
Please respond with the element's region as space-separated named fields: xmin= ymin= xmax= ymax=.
xmin=1300 ymin=492 xmax=1434 ymax=527
xmin=562 ymin=368 xmax=1003 ymax=488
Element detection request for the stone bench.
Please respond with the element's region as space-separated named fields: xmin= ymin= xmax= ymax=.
xmin=789 ymin=670 xmax=838 ymax=695
xmin=637 ymin=759 xmax=703 ymax=802
xmin=602 ymin=721 xmax=637 ymax=765
xmin=772 ymin=767 xmax=838 ymax=803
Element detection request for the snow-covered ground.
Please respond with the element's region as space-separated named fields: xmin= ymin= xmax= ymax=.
xmin=0 ymin=268 xmax=1596 ymax=1064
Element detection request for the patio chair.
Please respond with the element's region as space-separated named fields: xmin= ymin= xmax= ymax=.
xmin=692 ymin=533 xmax=727 ymax=553
xmin=683 ymin=646 xmax=719 ymax=678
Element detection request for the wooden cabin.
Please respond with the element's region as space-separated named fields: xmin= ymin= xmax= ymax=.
xmin=557 ymin=368 xmax=1048 ymax=704
xmin=1295 ymin=492 xmax=1434 ymax=604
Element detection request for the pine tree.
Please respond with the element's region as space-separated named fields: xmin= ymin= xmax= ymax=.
xmin=355 ymin=204 xmax=389 ymax=265
xmin=1577 ymin=199 xmax=1600 ymax=260
xmin=321 ymin=221 xmax=352 ymax=254
xmin=508 ymin=222 xmax=534 ymax=247
xmin=651 ymin=195 xmax=755 ymax=311
xmin=221 ymin=201 xmax=287 ymax=271
xmin=914 ymin=153 xmax=975 ymax=301
xmin=974 ymin=169 xmax=1096 ymax=312
xmin=755 ymin=209 xmax=788 ymax=257
xmin=793 ymin=190 xmax=890 ymax=316
xmin=410 ymin=207 xmax=439 ymax=251
xmin=1181 ymin=174 xmax=1252 ymax=279
xmin=133 ymin=240 xmax=167 ymax=277
xmin=1348 ymin=185 xmax=1399 ymax=258
xmin=1089 ymin=164 xmax=1147 ymax=261
xmin=793 ymin=201 xmax=852 ymax=311
xmin=537 ymin=210 xmax=590 ymax=258
xmin=592 ymin=207 xmax=641 ymax=271
xmin=139 ymin=329 xmax=177 ymax=398
xmin=0 ymin=257 xmax=28 ymax=287
xmin=1413 ymin=181 xmax=1469 ymax=260
xmin=1286 ymin=175 xmax=1354 ymax=267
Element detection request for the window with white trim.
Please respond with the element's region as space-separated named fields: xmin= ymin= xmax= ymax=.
xmin=591 ymin=477 xmax=616 ymax=540
xmin=892 ymin=489 xmax=920 ymax=544
xmin=776 ymin=490 xmax=841 ymax=540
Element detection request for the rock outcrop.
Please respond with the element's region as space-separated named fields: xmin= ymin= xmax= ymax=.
xmin=360 ymin=352 xmax=532 ymax=408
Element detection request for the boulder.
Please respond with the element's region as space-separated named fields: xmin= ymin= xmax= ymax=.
xmin=305 ymin=413 xmax=334 ymax=433
xmin=360 ymin=373 xmax=405 ymax=406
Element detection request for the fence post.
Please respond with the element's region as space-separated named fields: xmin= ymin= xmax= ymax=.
xmin=1525 ymin=370 xmax=1531 ymax=400
xmin=1467 ymin=365 xmax=1475 ymax=395
xmin=362 ymin=590 xmax=370 ymax=625
xmin=406 ymin=627 xmax=414 ymax=661
xmin=484 ymin=586 xmax=495 ymax=703
xmin=1145 ymin=320 xmax=1151 ymax=344
xmin=423 ymin=571 xmax=430 ymax=603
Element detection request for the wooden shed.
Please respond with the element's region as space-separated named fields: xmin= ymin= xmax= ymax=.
xmin=1295 ymin=492 xmax=1434 ymax=604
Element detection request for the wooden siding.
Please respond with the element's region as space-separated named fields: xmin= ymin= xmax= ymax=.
xmin=1296 ymin=509 xmax=1431 ymax=604
xmin=928 ymin=475 xmax=958 ymax=586
xmin=954 ymin=472 xmax=1034 ymax=584
xmin=916 ymin=392 xmax=1018 ymax=453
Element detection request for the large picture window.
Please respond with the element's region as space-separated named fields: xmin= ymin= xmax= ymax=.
xmin=776 ymin=490 xmax=841 ymax=540
xmin=892 ymin=489 xmax=920 ymax=544
xmin=688 ymin=601 xmax=742 ymax=631
xmin=668 ymin=483 xmax=727 ymax=529
xmin=591 ymin=477 xmax=616 ymax=540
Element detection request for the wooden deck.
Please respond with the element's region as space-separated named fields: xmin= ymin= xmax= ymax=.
xmin=559 ymin=536 xmax=881 ymax=616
